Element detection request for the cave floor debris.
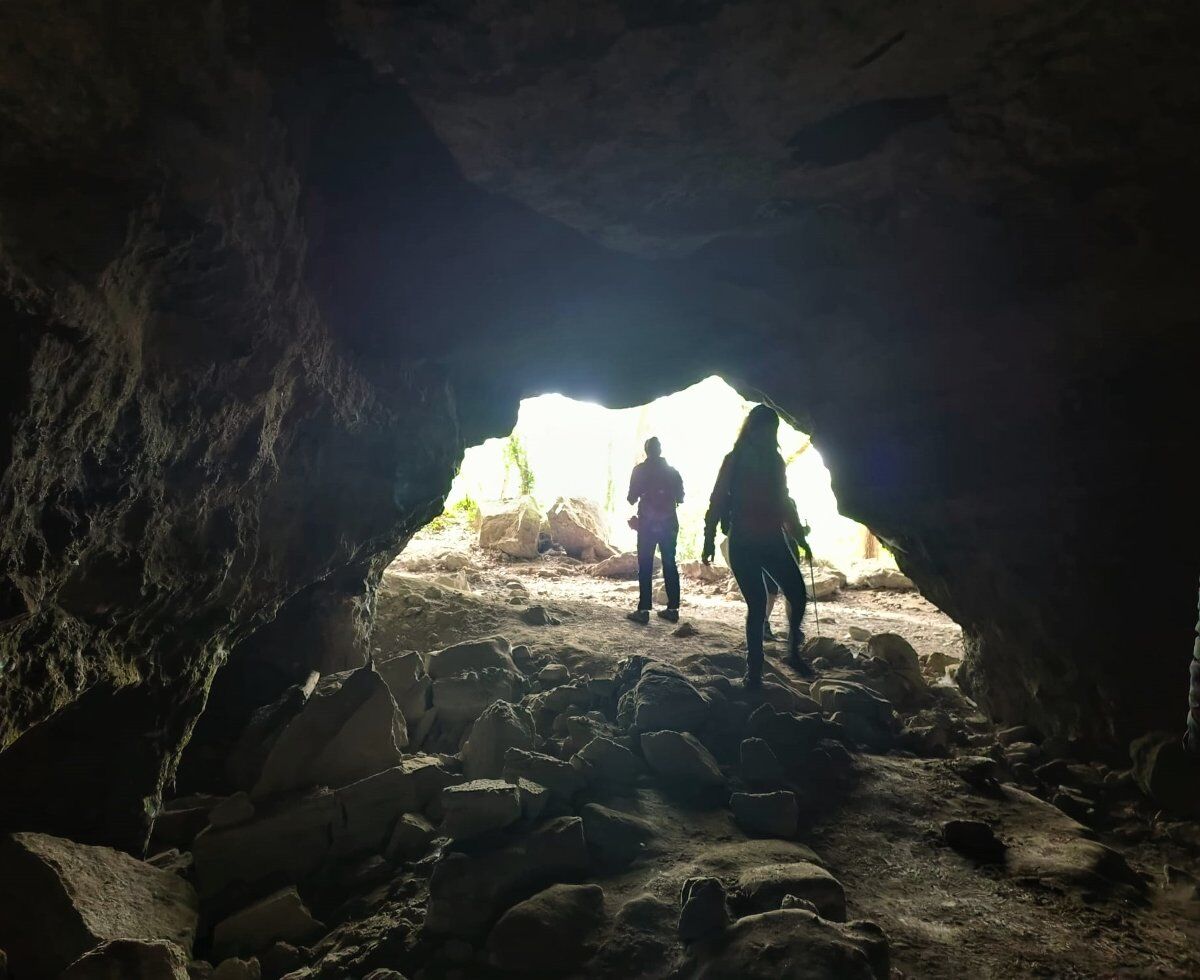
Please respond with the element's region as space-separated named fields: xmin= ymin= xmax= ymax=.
xmin=373 ymin=539 xmax=1200 ymax=979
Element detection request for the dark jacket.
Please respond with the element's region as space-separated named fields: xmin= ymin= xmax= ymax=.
xmin=628 ymin=457 xmax=684 ymax=527
xmin=704 ymin=446 xmax=803 ymax=547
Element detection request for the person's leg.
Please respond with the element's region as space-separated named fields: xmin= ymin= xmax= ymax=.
xmin=761 ymin=534 xmax=809 ymax=667
xmin=661 ymin=524 xmax=680 ymax=610
xmin=630 ymin=528 xmax=654 ymax=621
xmin=763 ymin=574 xmax=779 ymax=640
xmin=729 ymin=536 xmax=769 ymax=686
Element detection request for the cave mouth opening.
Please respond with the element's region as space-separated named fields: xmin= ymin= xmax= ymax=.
xmin=388 ymin=376 xmax=965 ymax=675
xmin=406 ymin=375 xmax=889 ymax=573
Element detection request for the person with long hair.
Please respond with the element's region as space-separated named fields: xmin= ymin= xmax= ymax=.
xmin=702 ymin=404 xmax=812 ymax=687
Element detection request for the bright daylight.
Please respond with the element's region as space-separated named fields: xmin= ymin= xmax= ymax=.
xmin=431 ymin=376 xmax=886 ymax=568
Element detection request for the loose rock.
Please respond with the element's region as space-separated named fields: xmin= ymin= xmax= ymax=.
xmin=0 ymin=832 xmax=199 ymax=979
xmin=737 ymin=862 xmax=847 ymax=920
xmin=572 ymin=736 xmax=647 ymax=785
xmin=581 ymin=803 xmax=658 ymax=868
xmin=60 ymin=940 xmax=191 ymax=980
xmin=486 ymin=883 xmax=605 ymax=974
xmin=251 ymin=666 xmax=407 ymax=802
xmin=440 ymin=779 xmax=523 ymax=840
xmin=679 ymin=877 xmax=731 ymax=942
xmin=213 ymin=888 xmax=323 ymax=960
xmin=686 ymin=910 xmax=888 ymax=979
xmin=731 ymin=792 xmax=799 ymax=838
xmin=461 ymin=701 xmax=535 ymax=780
xmin=641 ymin=730 xmax=725 ymax=787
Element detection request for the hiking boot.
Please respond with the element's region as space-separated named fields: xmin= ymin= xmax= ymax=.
xmin=626 ymin=609 xmax=650 ymax=625
xmin=786 ymin=653 xmax=815 ymax=678
xmin=657 ymin=608 xmax=680 ymax=623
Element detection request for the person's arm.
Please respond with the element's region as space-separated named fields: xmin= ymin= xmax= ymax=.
xmin=702 ymin=455 xmax=733 ymax=562
xmin=776 ymin=455 xmax=813 ymax=560
xmin=674 ymin=467 xmax=685 ymax=506
xmin=627 ymin=463 xmax=641 ymax=506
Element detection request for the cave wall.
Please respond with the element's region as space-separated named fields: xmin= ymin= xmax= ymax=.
xmin=1 ymin=0 xmax=1198 ymax=847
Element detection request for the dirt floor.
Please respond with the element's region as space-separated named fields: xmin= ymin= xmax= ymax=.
xmin=373 ymin=526 xmax=1200 ymax=979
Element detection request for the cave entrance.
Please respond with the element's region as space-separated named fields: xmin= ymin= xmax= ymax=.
xmin=385 ymin=377 xmax=963 ymax=671
xmin=413 ymin=376 xmax=883 ymax=567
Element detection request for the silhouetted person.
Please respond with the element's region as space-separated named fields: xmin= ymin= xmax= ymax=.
xmin=703 ymin=405 xmax=812 ymax=687
xmin=626 ymin=436 xmax=684 ymax=624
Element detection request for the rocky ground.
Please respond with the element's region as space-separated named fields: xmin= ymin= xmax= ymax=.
xmin=3 ymin=532 xmax=1199 ymax=979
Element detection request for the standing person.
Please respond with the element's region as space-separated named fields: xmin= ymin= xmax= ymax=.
xmin=626 ymin=437 xmax=684 ymax=624
xmin=702 ymin=405 xmax=812 ymax=687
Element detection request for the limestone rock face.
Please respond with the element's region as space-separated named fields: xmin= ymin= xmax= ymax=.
xmin=1 ymin=0 xmax=1198 ymax=850
xmin=546 ymin=497 xmax=617 ymax=560
xmin=0 ymin=832 xmax=199 ymax=978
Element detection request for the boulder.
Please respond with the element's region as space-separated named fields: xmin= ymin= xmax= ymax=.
xmin=580 ymin=803 xmax=658 ymax=868
xmin=479 ymin=497 xmax=544 ymax=559
xmin=376 ymin=651 xmax=432 ymax=728
xmin=486 ymin=883 xmax=605 ymax=973
xmin=942 ymin=820 xmax=1006 ymax=861
xmin=1130 ymin=731 xmax=1200 ymax=816
xmin=226 ymin=676 xmax=320 ymax=792
xmin=537 ymin=663 xmax=571 ymax=687
xmin=591 ymin=551 xmax=658 ymax=579
xmin=736 ymin=862 xmax=847 ymax=920
xmin=740 ymin=738 xmax=789 ymax=788
xmin=863 ymin=634 xmax=928 ymax=707
xmin=152 ymin=794 xmax=225 ymax=849
xmin=428 ymin=636 xmax=518 ymax=680
xmin=503 ymin=748 xmax=585 ymax=800
xmin=0 ymin=832 xmax=199 ymax=979
xmin=212 ymin=888 xmax=324 ymax=960
xmin=681 ymin=560 xmax=727 ymax=584
xmin=385 ymin=813 xmax=437 ymax=860
xmin=211 ymin=958 xmax=262 ymax=980
xmin=746 ymin=704 xmax=839 ymax=752
xmin=519 ymin=604 xmax=560 ymax=626
xmin=251 ymin=666 xmax=407 ymax=802
xmin=60 ymin=939 xmax=191 ymax=979
xmin=810 ymin=680 xmax=896 ymax=730
xmin=847 ymin=561 xmax=915 ymax=591
xmin=426 ymin=817 xmax=590 ymax=937
xmin=806 ymin=566 xmax=845 ymax=599
xmin=210 ymin=792 xmax=256 ymax=830
xmin=193 ymin=758 xmax=454 ymax=901
xmin=802 ymin=637 xmax=855 ymax=667
xmin=430 ymin=671 xmax=521 ymax=743
xmin=571 ymin=736 xmax=647 ymax=785
xmin=641 ymin=730 xmax=725 ymax=787
xmin=678 ymin=877 xmax=731 ymax=943
xmin=620 ymin=665 xmax=710 ymax=733
xmin=546 ymin=497 xmax=617 ymax=560
xmin=686 ymin=910 xmax=888 ymax=979
xmin=847 ymin=626 xmax=872 ymax=642
xmin=461 ymin=701 xmax=535 ymax=780
xmin=731 ymin=792 xmax=799 ymax=838
xmin=440 ymin=779 xmax=523 ymax=840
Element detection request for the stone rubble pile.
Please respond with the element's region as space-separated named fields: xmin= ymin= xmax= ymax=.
xmin=0 ymin=618 xmax=1161 ymax=979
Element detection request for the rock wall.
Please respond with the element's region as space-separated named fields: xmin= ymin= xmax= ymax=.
xmin=1 ymin=0 xmax=1198 ymax=848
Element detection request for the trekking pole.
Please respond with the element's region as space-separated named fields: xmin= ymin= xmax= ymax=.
xmin=807 ymin=554 xmax=821 ymax=639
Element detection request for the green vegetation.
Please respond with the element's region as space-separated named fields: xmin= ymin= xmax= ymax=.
xmin=502 ymin=435 xmax=536 ymax=497
xmin=427 ymin=494 xmax=480 ymax=533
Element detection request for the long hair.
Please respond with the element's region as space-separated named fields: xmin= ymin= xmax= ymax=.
xmin=732 ymin=404 xmax=780 ymax=457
